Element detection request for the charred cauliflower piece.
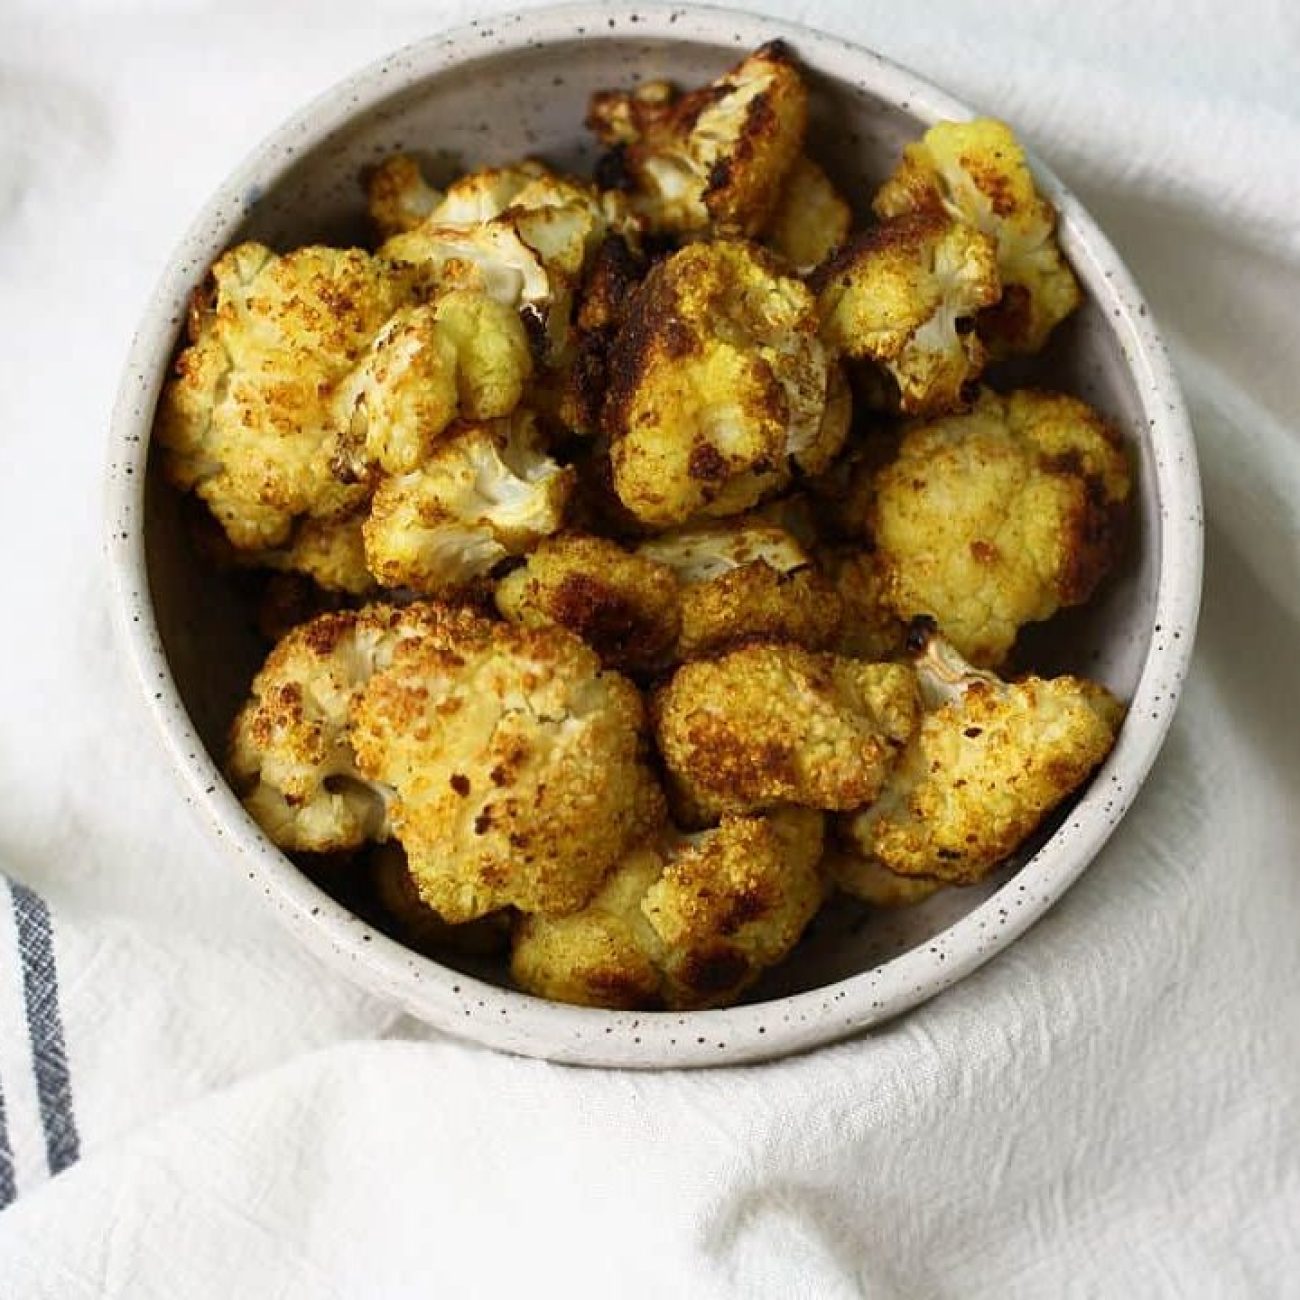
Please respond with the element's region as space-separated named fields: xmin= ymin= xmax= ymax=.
xmin=511 ymin=808 xmax=825 ymax=1010
xmin=653 ymin=644 xmax=919 ymax=822
xmin=606 ymin=241 xmax=834 ymax=526
xmin=815 ymin=212 xmax=1000 ymax=416
xmin=588 ymin=41 xmax=806 ymax=237
xmin=228 ymin=603 xmax=469 ymax=853
xmin=363 ymin=411 xmax=575 ymax=594
xmin=494 ymin=533 xmax=682 ymax=675
xmin=764 ymin=156 xmax=852 ymax=272
xmin=870 ymin=387 xmax=1131 ymax=668
xmin=329 ymin=289 xmax=533 ymax=478
xmin=874 ymin=119 xmax=1080 ymax=354
xmin=350 ymin=613 xmax=666 ymax=922
xmin=825 ymin=849 xmax=943 ymax=908
xmin=820 ymin=547 xmax=907 ymax=662
xmin=843 ymin=623 xmax=1123 ymax=885
xmin=638 ymin=519 xmax=842 ymax=660
xmin=156 ymin=243 xmax=413 ymax=550
xmin=366 ymin=154 xmax=443 ymax=239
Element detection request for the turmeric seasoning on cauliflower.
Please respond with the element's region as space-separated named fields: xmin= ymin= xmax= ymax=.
xmin=764 ymin=156 xmax=852 ymax=272
xmin=653 ymin=644 xmax=919 ymax=822
xmin=588 ymin=41 xmax=807 ymax=237
xmin=868 ymin=387 xmax=1131 ymax=667
xmin=350 ymin=612 xmax=665 ymax=921
xmin=511 ymin=808 xmax=825 ymax=1009
xmin=605 ymin=240 xmax=836 ymax=526
xmin=638 ymin=519 xmax=842 ymax=660
xmin=814 ymin=211 xmax=1001 ymax=416
xmin=841 ymin=621 xmax=1123 ymax=885
xmin=363 ymin=411 xmax=574 ymax=594
xmin=873 ymin=118 xmax=1080 ymax=354
xmin=228 ymin=603 xmax=474 ymax=853
xmin=365 ymin=154 xmax=444 ymax=239
xmin=156 ymin=243 xmax=415 ymax=550
xmin=494 ymin=533 xmax=682 ymax=675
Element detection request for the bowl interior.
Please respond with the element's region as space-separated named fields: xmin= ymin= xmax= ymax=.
xmin=144 ymin=28 xmax=1159 ymax=1001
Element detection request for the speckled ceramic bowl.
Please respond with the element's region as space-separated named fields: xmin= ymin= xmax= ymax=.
xmin=106 ymin=3 xmax=1202 ymax=1068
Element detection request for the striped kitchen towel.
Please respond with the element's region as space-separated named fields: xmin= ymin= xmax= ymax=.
xmin=0 ymin=881 xmax=79 ymax=1208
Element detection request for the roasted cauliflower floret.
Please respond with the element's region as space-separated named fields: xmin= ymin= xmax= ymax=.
xmin=843 ymin=622 xmax=1123 ymax=884
xmin=588 ymin=41 xmax=807 ymax=237
xmin=156 ymin=243 xmax=413 ymax=550
xmin=605 ymin=241 xmax=832 ymax=526
xmin=511 ymin=808 xmax=825 ymax=1010
xmin=366 ymin=154 xmax=443 ymax=239
xmin=228 ymin=603 xmax=468 ymax=853
xmin=329 ymin=289 xmax=533 ymax=478
xmin=820 ymin=546 xmax=907 ymax=661
xmin=255 ymin=509 xmax=375 ymax=596
xmin=638 ymin=519 xmax=842 ymax=660
xmin=814 ymin=212 xmax=1000 ymax=416
xmin=869 ymin=387 xmax=1131 ymax=667
xmin=370 ymin=844 xmax=511 ymax=958
xmin=874 ymin=119 xmax=1080 ymax=354
xmin=653 ymin=644 xmax=919 ymax=822
xmin=363 ymin=412 xmax=575 ymax=594
xmin=494 ymin=533 xmax=682 ymax=675
xmin=764 ymin=156 xmax=852 ymax=272
xmin=350 ymin=613 xmax=666 ymax=921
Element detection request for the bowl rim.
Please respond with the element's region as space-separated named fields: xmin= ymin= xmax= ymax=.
xmin=104 ymin=0 xmax=1203 ymax=1069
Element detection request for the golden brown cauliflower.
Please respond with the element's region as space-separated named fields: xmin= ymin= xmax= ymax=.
xmin=363 ymin=412 xmax=574 ymax=594
xmin=873 ymin=119 xmax=1080 ymax=354
xmin=254 ymin=509 xmax=375 ymax=597
xmin=588 ymin=41 xmax=806 ymax=237
xmin=350 ymin=612 xmax=665 ymax=922
xmin=764 ymin=156 xmax=852 ymax=272
xmin=869 ymin=387 xmax=1131 ymax=668
xmin=843 ymin=622 xmax=1123 ymax=884
xmin=820 ymin=546 xmax=907 ymax=662
xmin=511 ymin=808 xmax=825 ymax=1010
xmin=653 ymin=644 xmax=919 ymax=822
xmin=637 ymin=519 xmax=842 ymax=660
xmin=605 ymin=241 xmax=835 ymax=526
xmin=494 ymin=533 xmax=682 ymax=675
xmin=156 ymin=243 xmax=413 ymax=550
xmin=227 ymin=603 xmax=466 ymax=853
xmin=814 ymin=211 xmax=1000 ymax=416
xmin=366 ymin=154 xmax=443 ymax=239
xmin=329 ymin=289 xmax=533 ymax=478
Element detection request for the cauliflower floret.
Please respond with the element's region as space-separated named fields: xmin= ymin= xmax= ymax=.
xmin=653 ymin=643 xmax=919 ymax=822
xmin=156 ymin=243 xmax=413 ymax=550
xmin=764 ymin=156 xmax=852 ymax=272
xmin=605 ymin=241 xmax=831 ymax=526
xmin=328 ymin=289 xmax=533 ymax=479
xmin=350 ymin=613 xmax=666 ymax=921
xmin=370 ymin=843 xmax=511 ymax=958
xmin=255 ymin=509 xmax=375 ymax=596
xmin=494 ymin=534 xmax=682 ymax=675
xmin=843 ymin=622 xmax=1123 ymax=884
xmin=637 ymin=519 xmax=842 ymax=660
xmin=874 ymin=119 xmax=1080 ymax=354
xmin=814 ymin=212 xmax=1000 ymax=416
xmin=228 ymin=603 xmax=472 ymax=853
xmin=366 ymin=154 xmax=443 ymax=239
xmin=869 ymin=387 xmax=1131 ymax=667
xmin=820 ymin=546 xmax=907 ymax=661
xmin=511 ymin=808 xmax=825 ymax=1009
xmin=826 ymin=849 xmax=943 ymax=908
xmin=363 ymin=411 xmax=575 ymax=594
xmin=588 ymin=41 xmax=807 ymax=237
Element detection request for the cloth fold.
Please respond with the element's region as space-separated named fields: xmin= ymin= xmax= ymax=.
xmin=0 ymin=1 xmax=1296 ymax=1295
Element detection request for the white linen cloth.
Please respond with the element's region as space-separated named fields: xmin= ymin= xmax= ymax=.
xmin=0 ymin=1 xmax=1297 ymax=1293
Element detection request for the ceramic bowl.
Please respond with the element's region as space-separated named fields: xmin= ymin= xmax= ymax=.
xmin=105 ymin=3 xmax=1202 ymax=1068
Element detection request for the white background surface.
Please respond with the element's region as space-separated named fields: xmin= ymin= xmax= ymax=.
xmin=0 ymin=1 xmax=1298 ymax=1294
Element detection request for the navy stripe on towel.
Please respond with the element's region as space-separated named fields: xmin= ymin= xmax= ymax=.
xmin=11 ymin=883 xmax=79 ymax=1177
xmin=0 ymin=1074 xmax=14 ymax=1209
